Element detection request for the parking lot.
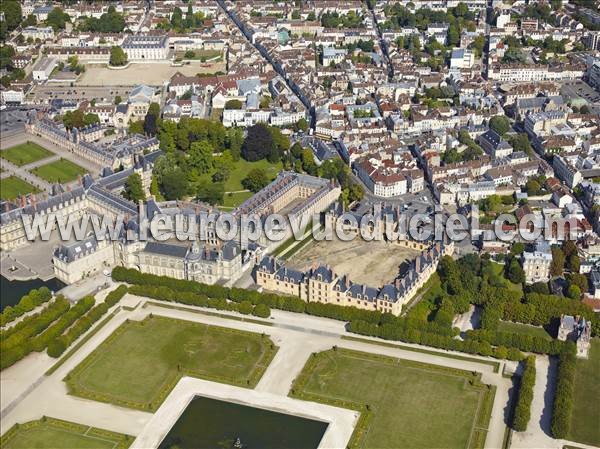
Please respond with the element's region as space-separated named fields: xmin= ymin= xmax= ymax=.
xmin=0 ymin=108 xmax=28 ymax=137
xmin=28 ymin=85 xmax=134 ymax=105
xmin=561 ymin=80 xmax=600 ymax=104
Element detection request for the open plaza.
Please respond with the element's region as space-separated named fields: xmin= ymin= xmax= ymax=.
xmin=287 ymin=236 xmax=422 ymax=287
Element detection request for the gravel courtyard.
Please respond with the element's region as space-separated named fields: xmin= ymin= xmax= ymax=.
xmin=286 ymin=236 xmax=421 ymax=287
xmin=76 ymin=62 xmax=225 ymax=86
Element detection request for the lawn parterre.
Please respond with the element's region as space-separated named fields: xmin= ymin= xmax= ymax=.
xmin=0 ymin=176 xmax=40 ymax=200
xmin=290 ymin=348 xmax=495 ymax=449
xmin=65 ymin=315 xmax=277 ymax=411
xmin=569 ymin=340 xmax=600 ymax=446
xmin=0 ymin=417 xmax=133 ymax=449
xmin=31 ymin=158 xmax=87 ymax=184
xmin=1 ymin=142 xmax=53 ymax=166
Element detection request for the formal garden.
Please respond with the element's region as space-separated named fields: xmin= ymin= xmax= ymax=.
xmin=64 ymin=315 xmax=278 ymax=411
xmin=0 ymin=142 xmax=53 ymax=166
xmin=0 ymin=417 xmax=133 ymax=449
xmin=290 ymin=348 xmax=495 ymax=449
xmin=0 ymin=176 xmax=40 ymax=200
xmin=30 ymin=158 xmax=87 ymax=184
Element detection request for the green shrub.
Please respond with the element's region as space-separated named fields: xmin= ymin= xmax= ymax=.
xmin=252 ymin=303 xmax=271 ymax=318
xmin=551 ymin=343 xmax=576 ymax=438
xmin=512 ymin=356 xmax=536 ymax=431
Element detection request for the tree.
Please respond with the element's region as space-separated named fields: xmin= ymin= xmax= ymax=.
xmin=510 ymin=133 xmax=533 ymax=156
xmin=447 ymin=22 xmax=460 ymax=46
xmin=225 ymin=99 xmax=243 ymax=109
xmin=109 ymin=46 xmax=127 ymax=66
xmin=0 ymin=1 xmax=22 ymax=40
xmin=566 ymin=285 xmax=581 ymax=300
xmin=129 ymin=120 xmax=144 ymax=135
xmin=252 ymin=303 xmax=271 ymax=318
xmin=47 ymin=338 xmax=67 ymax=358
xmin=188 ymin=140 xmax=214 ymax=174
xmin=143 ymin=102 xmax=160 ymax=136
xmin=83 ymin=113 xmax=100 ymax=126
xmin=196 ymin=180 xmax=224 ymax=205
xmin=46 ymin=7 xmax=70 ymax=31
xmin=161 ymin=169 xmax=188 ymax=200
xmin=242 ymin=168 xmax=269 ymax=192
xmin=184 ymin=50 xmax=195 ymax=59
xmin=21 ymin=14 xmax=36 ymax=27
xmin=241 ymin=124 xmax=275 ymax=162
xmin=507 ymin=259 xmax=526 ymax=284
xmin=297 ymin=117 xmax=309 ymax=132
xmin=550 ymin=247 xmax=565 ymax=277
xmin=80 ymin=6 xmax=125 ymax=33
xmin=124 ymin=173 xmax=145 ymax=202
xmin=489 ymin=116 xmax=511 ymax=136
xmin=114 ymin=95 xmax=122 ymax=105
xmin=62 ymin=109 xmax=85 ymax=130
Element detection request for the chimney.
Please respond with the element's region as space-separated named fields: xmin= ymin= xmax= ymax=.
xmin=415 ymin=256 xmax=421 ymax=273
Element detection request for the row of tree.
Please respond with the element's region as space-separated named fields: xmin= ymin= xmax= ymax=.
xmin=47 ymin=286 xmax=128 ymax=358
xmin=0 ymin=296 xmax=91 ymax=370
xmin=127 ymin=285 xmax=271 ymax=319
xmin=0 ymin=287 xmax=52 ymax=327
xmin=550 ymin=342 xmax=577 ymax=438
xmin=512 ymin=356 xmax=536 ymax=431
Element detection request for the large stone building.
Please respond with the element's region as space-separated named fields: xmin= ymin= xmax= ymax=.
xmin=557 ymin=314 xmax=592 ymax=358
xmin=255 ymin=241 xmax=454 ymax=316
xmin=122 ymin=35 xmax=169 ymax=60
xmin=521 ymin=240 xmax=553 ymax=284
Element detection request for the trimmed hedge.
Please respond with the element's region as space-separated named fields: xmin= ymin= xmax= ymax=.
xmin=465 ymin=329 xmax=564 ymax=356
xmin=47 ymin=286 xmax=128 ymax=358
xmin=512 ymin=356 xmax=536 ymax=431
xmin=1 ymin=298 xmax=71 ymax=369
xmin=0 ymin=287 xmax=52 ymax=327
xmin=347 ymin=319 xmax=524 ymax=361
xmin=30 ymin=296 xmax=95 ymax=352
xmin=551 ymin=342 xmax=577 ymax=438
xmin=127 ymin=284 xmax=271 ymax=319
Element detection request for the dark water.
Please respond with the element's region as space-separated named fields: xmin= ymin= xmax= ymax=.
xmin=0 ymin=276 xmax=65 ymax=311
xmin=158 ymin=396 xmax=328 ymax=449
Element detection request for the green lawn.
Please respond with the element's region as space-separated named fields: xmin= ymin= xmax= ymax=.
xmin=0 ymin=417 xmax=133 ymax=449
xmin=1 ymin=142 xmax=53 ymax=166
xmin=569 ymin=340 xmax=600 ymax=446
xmin=490 ymin=262 xmax=523 ymax=293
xmin=222 ymin=190 xmax=253 ymax=209
xmin=31 ymin=158 xmax=87 ymax=184
xmin=0 ymin=176 xmax=40 ymax=200
xmin=291 ymin=348 xmax=495 ymax=449
xmin=223 ymin=159 xmax=282 ymax=192
xmin=497 ymin=321 xmax=553 ymax=341
xmin=65 ymin=316 xmax=277 ymax=411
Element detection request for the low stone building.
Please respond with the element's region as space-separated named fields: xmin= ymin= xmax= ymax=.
xmin=557 ymin=314 xmax=592 ymax=358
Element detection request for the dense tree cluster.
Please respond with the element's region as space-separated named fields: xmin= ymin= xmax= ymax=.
xmin=109 ymin=46 xmax=128 ymax=66
xmin=0 ymin=0 xmax=22 ymax=40
xmin=79 ymin=6 xmax=125 ymax=33
xmin=550 ymin=343 xmax=577 ymax=438
xmin=443 ymin=130 xmax=484 ymax=163
xmin=157 ymin=5 xmax=206 ymax=32
xmin=438 ymin=254 xmax=599 ymax=339
xmin=0 ymin=287 xmax=52 ymax=327
xmin=123 ymin=173 xmax=145 ymax=202
xmin=321 ymin=11 xmax=364 ymax=28
xmin=46 ymin=7 xmax=71 ymax=31
xmin=512 ymin=356 xmax=536 ymax=431
xmin=62 ymin=109 xmax=100 ymax=130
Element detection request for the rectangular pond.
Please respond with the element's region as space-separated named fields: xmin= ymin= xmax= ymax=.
xmin=158 ymin=396 xmax=328 ymax=449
